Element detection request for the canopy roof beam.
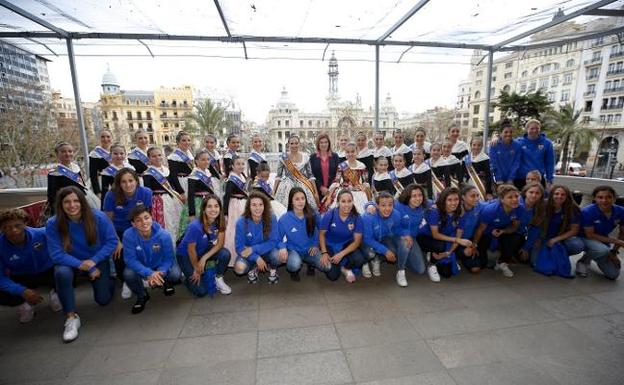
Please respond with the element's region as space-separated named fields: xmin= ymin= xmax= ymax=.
xmin=0 ymin=0 xmax=68 ymax=38
xmin=377 ymin=0 xmax=430 ymax=42
xmin=492 ymin=0 xmax=617 ymax=51
xmin=584 ymin=9 xmax=624 ymax=17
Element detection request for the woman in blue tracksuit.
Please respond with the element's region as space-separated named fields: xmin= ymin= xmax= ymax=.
xmin=515 ymin=119 xmax=555 ymax=190
xmin=0 ymin=208 xmax=59 ymax=323
xmin=233 ymin=191 xmax=280 ymax=284
xmin=458 ymin=185 xmax=488 ymax=273
xmin=46 ymin=186 xmax=117 ymax=343
xmin=395 ymin=183 xmax=429 ymax=284
xmin=578 ymin=185 xmax=624 ymax=280
xmin=518 ymin=182 xmax=546 ymax=264
xmin=473 ymin=184 xmax=524 ymax=278
xmin=103 ymin=168 xmax=152 ymax=299
xmin=527 ymin=185 xmax=584 ymax=267
xmin=362 ymin=191 xmax=419 ymax=287
xmin=277 ymin=187 xmax=330 ymax=282
xmin=319 ymin=190 xmax=366 ymax=283
xmin=123 ymin=205 xmax=181 ymax=314
xmin=177 ymin=194 xmax=232 ymax=297
xmin=488 ymin=122 xmax=521 ymax=187
xmin=417 ymin=187 xmax=471 ymax=282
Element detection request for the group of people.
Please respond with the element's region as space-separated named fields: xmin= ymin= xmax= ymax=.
xmin=1 ymin=120 xmax=623 ymax=344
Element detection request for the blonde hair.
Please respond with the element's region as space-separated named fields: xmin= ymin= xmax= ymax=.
xmin=525 ymin=119 xmax=541 ymax=129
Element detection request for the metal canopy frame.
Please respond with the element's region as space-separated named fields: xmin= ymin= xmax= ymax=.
xmin=0 ymin=0 xmax=622 ymax=170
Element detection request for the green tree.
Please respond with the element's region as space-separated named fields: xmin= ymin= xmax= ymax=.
xmin=185 ymin=98 xmax=231 ymax=138
xmin=542 ymin=104 xmax=598 ymax=172
xmin=492 ymin=90 xmax=552 ymax=129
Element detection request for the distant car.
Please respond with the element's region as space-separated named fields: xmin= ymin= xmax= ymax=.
xmin=556 ymin=162 xmax=586 ymax=177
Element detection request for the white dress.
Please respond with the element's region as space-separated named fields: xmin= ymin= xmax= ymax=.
xmin=329 ymin=160 xmax=370 ymax=214
xmin=274 ymin=152 xmax=319 ymax=212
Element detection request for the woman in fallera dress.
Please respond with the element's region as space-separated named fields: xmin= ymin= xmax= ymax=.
xmin=327 ymin=142 xmax=371 ymax=214
xmin=187 ymin=150 xmax=222 ymax=221
xmin=222 ymin=134 xmax=241 ymax=178
xmin=356 ymin=132 xmax=374 ymax=185
xmin=411 ymin=148 xmax=433 ymax=199
xmin=389 ymin=153 xmax=415 ymax=196
xmin=372 ymin=156 xmax=395 ymax=196
xmin=462 ymin=137 xmax=493 ymax=200
xmin=142 ymin=147 xmax=183 ymax=242
xmin=248 ymin=134 xmax=267 ymax=181
xmin=88 ymin=130 xmax=113 ymax=199
xmin=99 ymin=144 xmax=134 ymax=205
xmin=167 ymin=131 xmax=192 ymax=238
xmin=128 ymin=130 xmax=150 ymax=175
xmin=273 ymin=135 xmax=320 ymax=213
xmin=47 ymin=142 xmax=100 ymax=215
xmin=223 ymin=156 xmax=249 ymax=265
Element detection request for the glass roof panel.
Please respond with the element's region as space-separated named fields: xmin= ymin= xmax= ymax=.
xmin=9 ymin=0 xmax=225 ymax=35
xmin=0 ymin=7 xmax=51 ymax=33
xmin=221 ymin=0 xmax=417 ymax=39
xmin=391 ymin=0 xmax=599 ymax=45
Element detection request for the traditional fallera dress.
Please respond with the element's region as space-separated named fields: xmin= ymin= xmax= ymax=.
xmin=463 ymin=152 xmax=493 ymax=199
xmin=88 ymin=145 xmax=111 ymax=198
xmin=252 ymin=178 xmax=287 ymax=219
xmin=142 ymin=165 xmax=183 ymax=242
xmin=167 ymin=148 xmax=194 ymax=238
xmin=372 ymin=171 xmax=396 ymax=196
xmin=427 ymin=157 xmax=448 ymax=199
xmin=451 ymin=140 xmax=469 ymax=161
xmin=128 ymin=147 xmax=149 ymax=175
xmin=248 ymin=150 xmax=267 ymax=181
xmin=409 ymin=141 xmax=432 ymax=159
xmin=391 ymin=143 xmax=413 ymax=169
xmin=222 ymin=148 xmax=238 ymax=177
xmin=441 ymin=155 xmax=462 ymax=188
xmin=187 ymin=167 xmax=221 ymax=218
xmin=356 ymin=147 xmax=375 ymax=185
xmin=223 ymin=172 xmax=248 ymax=265
xmin=411 ymin=162 xmax=434 ymax=199
xmin=328 ymin=160 xmax=371 ymax=214
xmin=274 ymin=152 xmax=319 ymax=212
xmin=47 ymin=162 xmax=100 ymax=214
xmin=336 ymin=149 xmax=346 ymax=164
xmin=205 ymin=148 xmax=224 ymax=198
xmin=100 ymin=162 xmax=134 ymax=206
xmin=389 ymin=167 xmax=415 ymax=197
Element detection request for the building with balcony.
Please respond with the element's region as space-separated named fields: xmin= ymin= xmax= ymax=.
xmin=458 ymin=15 xmax=624 ymax=172
xmin=99 ymin=67 xmax=193 ymax=146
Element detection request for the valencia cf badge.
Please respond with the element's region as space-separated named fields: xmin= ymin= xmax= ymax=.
xmin=347 ymin=223 xmax=355 ymax=231
xmin=538 ymin=144 xmax=544 ymax=150
xmin=152 ymin=243 xmax=161 ymax=252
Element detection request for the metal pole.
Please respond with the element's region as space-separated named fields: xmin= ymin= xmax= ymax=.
xmin=66 ymin=38 xmax=90 ymax=173
xmin=483 ymin=50 xmax=494 ymax=144
xmin=375 ymin=45 xmax=380 ymax=132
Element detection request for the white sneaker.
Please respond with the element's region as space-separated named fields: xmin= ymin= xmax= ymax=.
xmin=576 ymin=260 xmax=588 ymax=277
xmin=342 ymin=268 xmax=356 ymax=283
xmin=49 ymin=289 xmax=62 ymax=312
xmin=396 ymin=270 xmax=408 ymax=287
xmin=495 ymin=262 xmax=514 ymax=278
xmin=371 ymin=258 xmax=381 ymax=277
xmin=215 ymin=276 xmax=232 ymax=295
xmin=62 ymin=315 xmax=81 ymax=343
xmin=427 ymin=265 xmax=441 ymax=283
xmin=17 ymin=302 xmax=34 ymax=323
xmin=361 ymin=263 xmax=372 ymax=278
xmin=121 ymin=282 xmax=132 ymax=300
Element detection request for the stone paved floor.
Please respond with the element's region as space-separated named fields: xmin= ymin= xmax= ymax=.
xmin=1 ymin=259 xmax=624 ymax=385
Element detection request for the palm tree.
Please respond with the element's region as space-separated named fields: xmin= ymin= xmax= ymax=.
xmin=186 ymin=98 xmax=231 ymax=138
xmin=542 ymin=104 xmax=598 ymax=173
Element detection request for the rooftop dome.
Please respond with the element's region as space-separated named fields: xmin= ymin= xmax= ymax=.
xmin=101 ymin=65 xmax=119 ymax=87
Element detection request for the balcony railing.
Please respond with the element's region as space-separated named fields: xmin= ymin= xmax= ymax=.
xmin=600 ymin=104 xmax=624 ymax=110
xmin=584 ymin=90 xmax=595 ymax=97
xmin=609 ymin=51 xmax=624 ymax=59
xmin=586 ymin=74 xmax=600 ymax=81
xmin=604 ymin=86 xmax=624 ymax=95
xmin=606 ymin=68 xmax=624 ymax=76
xmin=584 ymin=57 xmax=602 ymax=66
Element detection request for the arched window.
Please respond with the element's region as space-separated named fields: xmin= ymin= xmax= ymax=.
xmin=503 ymin=85 xmax=511 ymax=92
xmin=566 ymin=59 xmax=575 ymax=67
xmin=474 ymin=91 xmax=481 ymax=99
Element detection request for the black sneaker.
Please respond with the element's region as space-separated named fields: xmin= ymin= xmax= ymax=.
xmin=306 ymin=265 xmax=316 ymax=276
xmin=131 ymin=294 xmax=150 ymax=314
xmin=290 ymin=271 xmax=301 ymax=282
xmin=163 ymin=281 xmax=175 ymax=296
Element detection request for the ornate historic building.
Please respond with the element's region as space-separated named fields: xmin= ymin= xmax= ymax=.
xmin=266 ymin=52 xmax=399 ymax=152
xmin=99 ymin=67 xmax=193 ymax=146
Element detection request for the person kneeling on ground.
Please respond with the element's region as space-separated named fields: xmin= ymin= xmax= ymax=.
xmin=123 ymin=205 xmax=181 ymax=314
xmin=0 ymin=208 xmax=61 ymax=323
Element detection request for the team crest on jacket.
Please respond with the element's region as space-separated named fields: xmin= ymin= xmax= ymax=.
xmin=538 ymin=144 xmax=544 ymax=150
xmin=348 ymin=223 xmax=355 ymax=231
xmin=152 ymin=243 xmax=161 ymax=252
